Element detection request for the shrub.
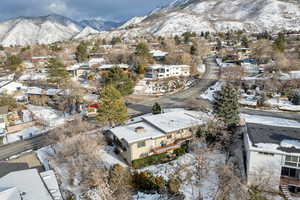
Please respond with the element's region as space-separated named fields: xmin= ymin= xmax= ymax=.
xmin=132 ymin=153 xmax=167 ymax=168
xmin=174 ymin=144 xmax=188 ymax=157
xmin=167 ymin=178 xmax=181 ymax=194
xmin=133 ymin=171 xmax=166 ymax=191
xmin=291 ymin=92 xmax=300 ymax=105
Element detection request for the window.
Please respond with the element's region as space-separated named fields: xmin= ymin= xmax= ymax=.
xmin=137 ymin=141 xmax=146 ymax=148
xmin=139 ymin=153 xmax=148 ymax=158
xmin=167 ymin=135 xmax=172 ymax=139
xmin=285 ymin=156 xmax=300 ymax=167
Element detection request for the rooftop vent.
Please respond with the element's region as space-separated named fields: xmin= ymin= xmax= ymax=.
xmin=135 ymin=126 xmax=145 ymax=133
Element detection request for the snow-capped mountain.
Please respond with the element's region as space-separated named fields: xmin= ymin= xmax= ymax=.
xmin=74 ymin=26 xmax=99 ymax=39
xmin=0 ymin=14 xmax=84 ymax=46
xmin=127 ymin=0 xmax=300 ymax=35
xmin=80 ymin=19 xmax=121 ymax=31
xmin=119 ymin=16 xmax=147 ymax=29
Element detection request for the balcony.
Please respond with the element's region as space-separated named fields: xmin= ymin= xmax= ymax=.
xmin=152 ymin=143 xmax=181 ymax=154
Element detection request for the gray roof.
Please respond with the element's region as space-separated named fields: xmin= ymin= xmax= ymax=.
xmin=247 ymin=123 xmax=300 ymax=153
xmin=0 ymin=169 xmax=53 ymax=200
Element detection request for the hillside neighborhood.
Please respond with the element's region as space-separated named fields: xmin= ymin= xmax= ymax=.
xmin=1 ymin=0 xmax=300 ymax=200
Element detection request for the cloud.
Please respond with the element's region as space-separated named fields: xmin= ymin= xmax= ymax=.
xmin=0 ymin=0 xmax=173 ymax=21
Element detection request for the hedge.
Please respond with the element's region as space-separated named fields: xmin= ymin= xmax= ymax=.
xmin=132 ymin=153 xmax=167 ymax=168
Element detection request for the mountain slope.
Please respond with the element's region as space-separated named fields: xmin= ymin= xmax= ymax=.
xmin=74 ymin=26 xmax=99 ymax=39
xmin=0 ymin=14 xmax=83 ymax=46
xmin=80 ymin=19 xmax=121 ymax=31
xmin=133 ymin=0 xmax=300 ymax=35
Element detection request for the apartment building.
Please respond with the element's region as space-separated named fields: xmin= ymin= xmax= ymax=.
xmin=108 ymin=111 xmax=205 ymax=164
xmin=145 ymin=64 xmax=191 ymax=80
xmin=244 ymin=123 xmax=300 ymax=193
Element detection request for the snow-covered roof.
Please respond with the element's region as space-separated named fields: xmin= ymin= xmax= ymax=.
xmin=97 ymin=64 xmax=129 ymax=70
xmin=150 ymin=49 xmax=168 ymax=57
xmin=0 ymin=169 xmax=53 ymax=200
xmin=110 ymin=121 xmax=165 ymax=144
xmin=142 ymin=111 xmax=203 ymax=133
xmin=88 ymin=58 xmax=105 ymax=64
xmin=40 ymin=170 xmax=63 ymax=200
xmin=110 ymin=110 xmax=205 ymax=144
xmin=66 ymin=63 xmax=89 ymax=71
xmin=147 ymin=64 xmax=191 ymax=70
xmin=247 ymin=123 xmax=300 ymax=154
xmin=26 ymin=87 xmax=43 ymax=95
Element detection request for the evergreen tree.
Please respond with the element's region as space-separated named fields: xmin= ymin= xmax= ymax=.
xmin=190 ymin=45 xmax=197 ymax=55
xmin=75 ymin=41 xmax=89 ymax=62
xmin=241 ymin=36 xmax=249 ymax=48
xmin=273 ymin=32 xmax=285 ymax=52
xmin=291 ymin=92 xmax=300 ymax=105
xmin=152 ymin=102 xmax=162 ymax=115
xmin=182 ymin=32 xmax=192 ymax=44
xmin=97 ymin=85 xmax=129 ymax=126
xmin=174 ymin=35 xmax=181 ymax=45
xmin=213 ymin=83 xmax=240 ymax=127
xmin=103 ymin=67 xmax=135 ymax=96
xmin=46 ymin=58 xmax=69 ymax=86
xmin=135 ymin=43 xmax=150 ymax=57
xmin=111 ymin=37 xmax=122 ymax=45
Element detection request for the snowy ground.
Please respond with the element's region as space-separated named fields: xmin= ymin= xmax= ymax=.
xmin=140 ymin=150 xmax=225 ymax=200
xmin=266 ymin=98 xmax=300 ymax=112
xmin=27 ymin=105 xmax=72 ymax=127
xmin=200 ymin=81 xmax=223 ymax=101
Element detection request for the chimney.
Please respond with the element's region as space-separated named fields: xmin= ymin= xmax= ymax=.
xmin=135 ymin=126 xmax=145 ymax=133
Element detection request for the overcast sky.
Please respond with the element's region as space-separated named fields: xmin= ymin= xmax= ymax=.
xmin=0 ymin=0 xmax=173 ymax=22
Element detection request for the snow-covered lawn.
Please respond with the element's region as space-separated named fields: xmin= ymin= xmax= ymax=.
xmin=141 ymin=151 xmax=225 ymax=200
xmin=266 ymin=98 xmax=300 ymax=112
xmin=200 ymin=81 xmax=223 ymax=101
xmin=241 ymin=114 xmax=300 ymax=128
xmin=27 ymin=105 xmax=72 ymax=127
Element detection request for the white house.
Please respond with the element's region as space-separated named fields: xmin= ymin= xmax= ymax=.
xmin=88 ymin=58 xmax=105 ymax=67
xmin=0 ymin=81 xmax=27 ymax=95
xmin=244 ymin=123 xmax=300 ymax=193
xmin=145 ymin=65 xmax=191 ymax=80
xmin=108 ymin=110 xmax=206 ymax=164
xmin=149 ymin=50 xmax=168 ymax=61
xmin=0 ymin=169 xmax=62 ymax=200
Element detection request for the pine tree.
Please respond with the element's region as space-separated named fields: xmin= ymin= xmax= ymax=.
xmin=46 ymin=58 xmax=69 ymax=86
xmin=97 ymin=85 xmax=129 ymax=126
xmin=213 ymin=83 xmax=240 ymax=127
xmin=135 ymin=43 xmax=150 ymax=57
xmin=152 ymin=103 xmax=162 ymax=115
xmin=103 ymin=67 xmax=135 ymax=96
xmin=75 ymin=41 xmax=89 ymax=62
xmin=292 ymin=92 xmax=300 ymax=105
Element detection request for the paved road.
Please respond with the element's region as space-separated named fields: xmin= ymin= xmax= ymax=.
xmin=127 ymin=57 xmax=220 ymax=115
xmin=0 ymin=134 xmax=50 ymax=160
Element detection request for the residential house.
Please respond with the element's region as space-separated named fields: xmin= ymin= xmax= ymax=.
xmin=241 ymin=58 xmax=260 ymax=74
xmin=88 ymin=58 xmax=105 ymax=68
xmin=244 ymin=123 xmax=300 ymax=193
xmin=149 ymin=50 xmax=168 ymax=61
xmin=145 ymin=65 xmax=191 ymax=80
xmin=66 ymin=63 xmax=90 ymax=79
xmin=26 ymin=87 xmax=64 ymax=106
xmin=0 ymin=169 xmax=62 ymax=200
xmin=108 ymin=111 xmax=204 ymax=164
xmin=97 ymin=64 xmax=129 ymax=75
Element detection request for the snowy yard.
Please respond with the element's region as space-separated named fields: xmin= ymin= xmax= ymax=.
xmin=140 ymin=150 xmax=226 ymax=200
xmin=27 ymin=105 xmax=72 ymax=127
xmin=200 ymin=81 xmax=223 ymax=101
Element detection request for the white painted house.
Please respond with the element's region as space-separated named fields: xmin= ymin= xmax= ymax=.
xmin=145 ymin=65 xmax=191 ymax=80
xmin=244 ymin=123 xmax=300 ymax=193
